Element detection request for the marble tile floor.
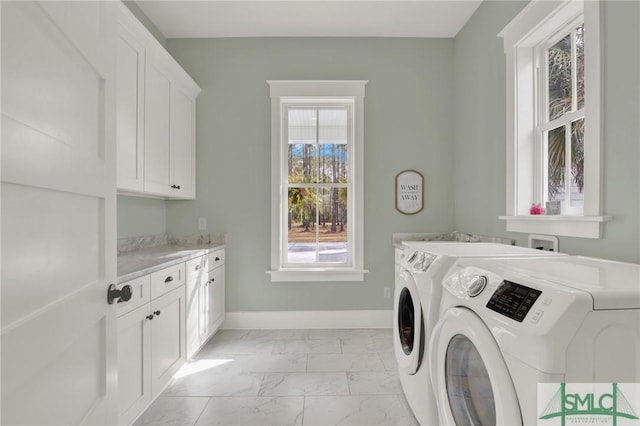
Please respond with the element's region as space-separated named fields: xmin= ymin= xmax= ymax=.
xmin=134 ymin=328 xmax=418 ymax=426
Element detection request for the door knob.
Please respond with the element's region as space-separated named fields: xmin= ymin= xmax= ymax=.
xmin=107 ymin=284 xmax=132 ymax=305
xmin=154 ymin=310 xmax=161 ymax=316
xmin=146 ymin=314 xmax=154 ymax=320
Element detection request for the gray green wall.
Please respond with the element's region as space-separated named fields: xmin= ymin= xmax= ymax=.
xmin=164 ymin=38 xmax=454 ymax=311
xmin=117 ymin=1 xmax=640 ymax=313
xmin=452 ymin=0 xmax=640 ymax=263
xmin=117 ymin=195 xmax=167 ymax=239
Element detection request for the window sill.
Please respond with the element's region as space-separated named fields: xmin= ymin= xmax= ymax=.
xmin=266 ymin=268 xmax=369 ymax=282
xmin=498 ymin=215 xmax=612 ymax=239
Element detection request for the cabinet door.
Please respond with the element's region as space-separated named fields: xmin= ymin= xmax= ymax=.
xmin=170 ymin=86 xmax=196 ymax=199
xmin=150 ymin=286 xmax=186 ymax=395
xmin=116 ymin=21 xmax=144 ymax=192
xmin=143 ymin=58 xmax=172 ymax=196
xmin=199 ymin=280 xmax=211 ymax=344
xmin=210 ymin=265 xmax=226 ymax=336
xmin=186 ymin=256 xmax=208 ymax=359
xmin=117 ymin=304 xmax=152 ymax=426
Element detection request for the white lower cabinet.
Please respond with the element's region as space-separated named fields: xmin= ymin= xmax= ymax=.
xmin=208 ymin=264 xmax=226 ymax=335
xmin=186 ymin=249 xmax=226 ymax=359
xmin=117 ymin=304 xmax=151 ymax=426
xmin=117 ymin=264 xmax=186 ymax=425
xmin=150 ymin=286 xmax=186 ymax=395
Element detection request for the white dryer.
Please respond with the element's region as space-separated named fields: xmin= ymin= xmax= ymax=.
xmin=393 ymin=242 xmax=565 ymax=425
xmin=429 ymin=256 xmax=640 ymax=426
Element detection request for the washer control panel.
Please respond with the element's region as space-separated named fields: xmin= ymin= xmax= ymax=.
xmin=405 ymin=250 xmax=437 ymax=273
xmin=486 ymin=280 xmax=542 ymax=322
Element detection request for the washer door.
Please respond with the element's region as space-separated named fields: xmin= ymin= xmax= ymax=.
xmin=429 ymin=307 xmax=522 ymax=426
xmin=393 ymin=270 xmax=424 ymax=375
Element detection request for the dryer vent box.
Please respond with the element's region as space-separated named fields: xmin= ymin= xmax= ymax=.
xmin=528 ymin=234 xmax=559 ymax=252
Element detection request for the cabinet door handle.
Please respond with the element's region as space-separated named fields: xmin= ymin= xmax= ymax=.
xmin=171 ymin=184 xmax=181 ymax=190
xmin=195 ymin=265 xmax=201 ymax=271
xmin=215 ymin=257 xmax=221 ymax=262
xmin=165 ymin=276 xmax=174 ymax=283
xmin=146 ymin=314 xmax=154 ymax=320
xmin=154 ymin=310 xmax=161 ymax=316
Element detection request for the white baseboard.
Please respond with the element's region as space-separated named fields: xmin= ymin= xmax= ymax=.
xmin=222 ymin=310 xmax=393 ymax=330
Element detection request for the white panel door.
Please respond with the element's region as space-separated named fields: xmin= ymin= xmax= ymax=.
xmin=1 ymin=2 xmax=118 ymax=425
xmin=116 ymin=20 xmax=145 ymax=192
xmin=143 ymin=58 xmax=172 ymax=196
xmin=171 ymin=87 xmax=196 ymax=198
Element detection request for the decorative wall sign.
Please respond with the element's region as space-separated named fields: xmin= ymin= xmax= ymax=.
xmin=395 ymin=170 xmax=424 ymax=215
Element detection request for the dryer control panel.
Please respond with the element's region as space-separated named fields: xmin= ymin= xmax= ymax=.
xmin=486 ymin=280 xmax=542 ymax=322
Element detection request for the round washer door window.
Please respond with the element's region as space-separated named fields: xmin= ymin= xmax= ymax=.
xmin=445 ymin=334 xmax=496 ymax=426
xmin=393 ymin=270 xmax=423 ymax=374
xmin=429 ymin=307 xmax=522 ymax=426
xmin=398 ymin=287 xmax=415 ymax=355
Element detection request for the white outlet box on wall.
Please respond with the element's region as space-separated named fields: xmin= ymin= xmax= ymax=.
xmin=528 ymin=234 xmax=559 ymax=252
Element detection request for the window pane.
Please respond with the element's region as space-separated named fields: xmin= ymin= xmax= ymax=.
xmin=288 ymin=109 xmax=316 ymax=143
xmin=319 ymin=144 xmax=348 ymax=183
xmin=287 ymin=187 xmax=317 ymax=263
xmin=288 ymin=144 xmax=317 ymax=183
xmin=548 ymin=33 xmax=572 ymax=121
xmin=576 ymin=24 xmax=585 ymax=110
xmin=319 ymin=109 xmax=347 ymax=144
xmin=570 ymin=118 xmax=584 ymax=207
xmin=318 ymin=188 xmax=347 ymax=263
xmin=547 ymin=125 xmax=566 ymax=202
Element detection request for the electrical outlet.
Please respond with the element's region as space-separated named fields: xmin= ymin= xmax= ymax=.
xmin=384 ymin=287 xmax=391 ymax=299
xmin=528 ymin=234 xmax=559 ymax=252
xmin=198 ymin=217 xmax=207 ymax=231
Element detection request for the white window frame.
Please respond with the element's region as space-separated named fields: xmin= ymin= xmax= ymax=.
xmin=536 ymin=17 xmax=585 ymax=216
xmin=498 ymin=0 xmax=611 ymax=239
xmin=266 ymin=80 xmax=368 ymax=282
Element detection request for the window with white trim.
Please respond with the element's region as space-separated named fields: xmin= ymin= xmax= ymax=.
xmin=538 ymin=20 xmax=585 ymax=215
xmin=266 ymin=81 xmax=368 ymax=282
xmin=498 ymin=0 xmax=610 ymax=239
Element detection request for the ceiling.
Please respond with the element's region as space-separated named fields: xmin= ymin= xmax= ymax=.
xmin=134 ymin=1 xmax=483 ymax=39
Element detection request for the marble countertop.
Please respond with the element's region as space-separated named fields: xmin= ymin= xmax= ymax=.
xmin=392 ymin=231 xmax=514 ymax=249
xmin=118 ymin=243 xmax=226 ymax=283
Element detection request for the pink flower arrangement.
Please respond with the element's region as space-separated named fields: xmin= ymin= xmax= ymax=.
xmin=529 ymin=204 xmax=545 ymax=215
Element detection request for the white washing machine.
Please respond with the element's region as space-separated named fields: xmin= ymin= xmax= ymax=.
xmin=429 ymin=256 xmax=640 ymax=426
xmin=393 ymin=242 xmax=565 ymax=425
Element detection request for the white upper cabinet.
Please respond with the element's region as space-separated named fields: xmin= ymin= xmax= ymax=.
xmin=116 ymin=3 xmax=200 ymax=199
xmin=171 ymin=86 xmax=197 ymax=198
xmin=143 ymin=56 xmax=173 ymax=195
